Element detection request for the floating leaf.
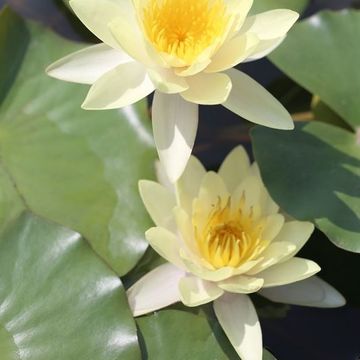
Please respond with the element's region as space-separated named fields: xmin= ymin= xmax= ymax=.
xmin=252 ymin=122 xmax=360 ymax=252
xmin=0 ymin=9 xmax=156 ymax=275
xmin=137 ymin=307 xmax=238 ymax=360
xmin=0 ymin=212 xmax=140 ymax=360
xmin=0 ymin=7 xmax=29 ymax=103
xmin=270 ymin=10 xmax=360 ymax=129
xmin=251 ymin=0 xmax=309 ymax=14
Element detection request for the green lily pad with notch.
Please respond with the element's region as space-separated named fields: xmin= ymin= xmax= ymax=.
xmin=270 ymin=10 xmax=360 ymax=130
xmin=0 ymin=8 xmax=156 ymax=276
xmin=252 ymin=121 xmax=360 ymax=252
xmin=250 ymin=0 xmax=309 ymax=14
xmin=0 ymin=212 xmax=141 ymax=360
xmin=137 ymin=306 xmax=277 ymax=359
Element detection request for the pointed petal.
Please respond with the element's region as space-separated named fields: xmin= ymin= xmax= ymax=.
xmin=179 ymin=276 xmax=224 ymax=307
xmin=109 ymin=17 xmax=165 ymax=67
xmin=175 ymin=156 xmax=206 ymax=214
xmin=223 ymin=69 xmax=294 ymax=129
xmin=218 ymin=145 xmax=251 ymax=193
xmin=260 ymin=276 xmax=346 ymax=308
xmin=247 ymin=163 xmax=279 ymax=215
xmin=175 ymin=58 xmax=211 ymax=77
xmin=138 ymin=180 xmax=176 ymax=230
xmin=70 ymin=0 xmax=133 ymax=49
xmin=273 ymin=221 xmax=315 ymax=263
xmin=192 ymin=172 xmax=230 ymax=232
xmin=148 ymin=68 xmax=189 ymax=94
xmin=261 ymin=214 xmax=285 ymax=242
xmin=82 ymin=61 xmax=154 ymax=110
xmin=127 ymin=263 xmax=184 ymax=316
xmin=181 ymin=72 xmax=232 ymax=105
xmin=155 ymin=160 xmax=174 ymax=190
xmin=214 ymin=294 xmax=263 ymax=360
xmin=218 ymin=275 xmax=264 ymax=294
xmin=152 ymin=92 xmax=199 ymax=182
xmin=145 ymin=227 xmax=184 ymax=269
xmin=173 ymin=207 xmax=198 ymax=255
xmin=239 ymin=10 xmax=299 ymax=40
xmin=244 ymin=36 xmax=285 ymax=63
xmin=247 ymin=242 xmax=296 ymax=275
xmin=231 ymin=175 xmax=262 ymax=215
xmin=46 ymin=43 xmax=132 ymax=85
xmin=258 ymin=258 xmax=321 ymax=287
xmin=206 ymin=33 xmax=259 ymax=73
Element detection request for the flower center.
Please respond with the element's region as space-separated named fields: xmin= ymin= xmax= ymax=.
xmin=195 ymin=197 xmax=268 ymax=269
xmin=142 ymin=0 xmax=229 ymax=65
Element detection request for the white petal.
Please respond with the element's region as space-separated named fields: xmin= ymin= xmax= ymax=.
xmin=260 ymin=276 xmax=346 ymax=308
xmin=218 ymin=275 xmax=264 ymax=294
xmin=192 ymin=172 xmax=230 ymax=232
xmin=244 ymin=36 xmax=285 ymax=63
xmin=247 ymin=242 xmax=296 ymax=275
xmin=46 ymin=43 xmax=132 ymax=85
xmin=145 ymin=227 xmax=184 ymax=269
xmin=273 ymin=221 xmax=315 ymax=263
xmin=247 ymin=163 xmax=279 ymax=215
xmin=148 ymin=68 xmax=189 ymax=94
xmin=181 ymin=72 xmax=232 ymax=105
xmin=175 ymin=156 xmax=206 ymax=214
xmin=155 ymin=160 xmax=174 ymax=191
xmin=206 ymin=33 xmax=259 ymax=73
xmin=138 ymin=180 xmax=176 ymax=230
xmin=70 ymin=0 xmax=132 ymax=49
xmin=127 ymin=263 xmax=184 ymax=316
xmin=258 ymin=258 xmax=321 ymax=287
xmin=218 ymin=145 xmax=251 ymax=193
xmin=223 ymin=69 xmax=294 ymax=130
xmin=179 ymin=276 xmax=224 ymax=307
xmin=214 ymin=293 xmax=262 ymax=360
xmin=175 ymin=58 xmax=212 ymax=77
xmin=82 ymin=61 xmax=155 ymax=110
xmin=239 ymin=9 xmax=299 ymax=40
xmin=109 ymin=17 xmax=165 ymax=67
xmin=152 ymin=92 xmax=199 ymax=182
xmin=173 ymin=206 xmax=199 ymax=255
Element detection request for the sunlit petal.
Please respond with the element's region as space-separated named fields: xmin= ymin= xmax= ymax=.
xmin=46 ymin=43 xmax=132 ymax=85
xmin=260 ymin=276 xmax=346 ymax=308
xmin=82 ymin=61 xmax=154 ymax=110
xmin=127 ymin=263 xmax=184 ymax=316
xmin=179 ymin=276 xmax=224 ymax=306
xmin=224 ymin=69 xmax=294 ymax=129
xmin=152 ymin=92 xmax=199 ymax=182
xmin=214 ymin=293 xmax=262 ymax=360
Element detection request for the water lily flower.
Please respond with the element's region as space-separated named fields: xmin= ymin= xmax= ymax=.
xmin=47 ymin=0 xmax=298 ymax=182
xmin=128 ymin=146 xmax=345 ymax=360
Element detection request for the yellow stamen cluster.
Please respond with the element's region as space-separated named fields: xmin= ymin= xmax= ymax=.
xmin=195 ymin=196 xmax=268 ymax=269
xmin=142 ymin=0 xmax=229 ymax=65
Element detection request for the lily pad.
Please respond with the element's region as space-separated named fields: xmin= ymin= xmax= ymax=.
xmin=0 ymin=9 xmax=156 ymax=275
xmin=250 ymin=0 xmax=309 ymax=14
xmin=270 ymin=10 xmax=360 ymax=130
xmin=0 ymin=7 xmax=29 ymax=103
xmin=0 ymin=212 xmax=140 ymax=360
xmin=252 ymin=121 xmax=360 ymax=252
xmin=137 ymin=306 xmax=277 ymax=359
xmin=137 ymin=307 xmax=239 ymax=360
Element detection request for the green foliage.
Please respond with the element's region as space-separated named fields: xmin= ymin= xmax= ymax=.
xmin=252 ymin=122 xmax=360 ymax=252
xmin=270 ymin=10 xmax=360 ymax=130
xmin=0 ymin=213 xmax=140 ymax=359
xmin=0 ymin=9 xmax=156 ymax=276
xmin=250 ymin=0 xmax=309 ymax=14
